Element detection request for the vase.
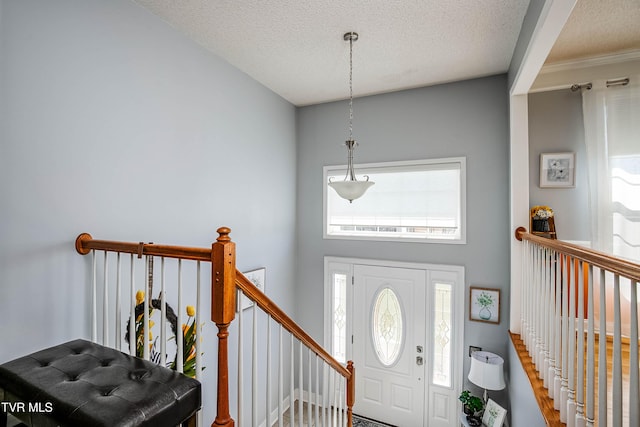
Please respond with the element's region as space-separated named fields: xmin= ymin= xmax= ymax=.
xmin=532 ymin=219 xmax=550 ymax=232
xmin=479 ymin=306 xmax=491 ymax=320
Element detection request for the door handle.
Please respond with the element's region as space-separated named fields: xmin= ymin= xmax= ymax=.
xmin=416 ymin=356 xmax=423 ymax=365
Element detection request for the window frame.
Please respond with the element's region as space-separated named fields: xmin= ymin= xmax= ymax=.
xmin=323 ymin=157 xmax=467 ymax=244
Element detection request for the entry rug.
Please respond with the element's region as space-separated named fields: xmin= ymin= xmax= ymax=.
xmin=353 ymin=414 xmax=396 ymax=427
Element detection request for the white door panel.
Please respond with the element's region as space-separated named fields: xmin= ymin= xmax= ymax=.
xmin=353 ymin=265 xmax=426 ymax=427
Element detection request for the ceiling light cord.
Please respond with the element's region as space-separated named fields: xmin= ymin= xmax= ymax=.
xmin=348 ymin=32 xmax=354 ymax=141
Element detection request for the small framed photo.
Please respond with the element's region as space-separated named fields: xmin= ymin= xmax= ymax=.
xmin=238 ymin=267 xmax=266 ymax=311
xmin=469 ymin=287 xmax=500 ymax=324
xmin=540 ymin=152 xmax=575 ymax=188
xmin=482 ymin=398 xmax=507 ymax=427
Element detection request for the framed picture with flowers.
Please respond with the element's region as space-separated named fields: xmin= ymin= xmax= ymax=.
xmin=540 ymin=152 xmax=575 ymax=188
xmin=469 ymin=287 xmax=500 ymax=324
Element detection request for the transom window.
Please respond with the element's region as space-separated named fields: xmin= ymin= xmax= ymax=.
xmin=324 ymin=157 xmax=466 ymax=243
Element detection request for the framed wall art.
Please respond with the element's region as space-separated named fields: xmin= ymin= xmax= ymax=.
xmin=469 ymin=287 xmax=500 ymax=324
xmin=482 ymin=399 xmax=507 ymax=427
xmin=540 ymin=152 xmax=575 ymax=188
xmin=238 ymin=267 xmax=266 ymax=311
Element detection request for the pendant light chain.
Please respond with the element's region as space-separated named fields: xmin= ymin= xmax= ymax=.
xmin=348 ymin=33 xmax=354 ymax=141
xmin=328 ymin=31 xmax=374 ymax=203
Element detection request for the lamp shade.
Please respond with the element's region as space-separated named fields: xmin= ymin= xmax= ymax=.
xmin=328 ymin=180 xmax=375 ymax=203
xmin=468 ymin=351 xmax=505 ymax=391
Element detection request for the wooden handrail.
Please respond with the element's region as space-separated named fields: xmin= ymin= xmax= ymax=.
xmin=75 ymin=233 xmax=212 ymax=261
xmin=236 ymin=272 xmax=352 ymax=379
xmin=515 ymin=227 xmax=640 ymax=282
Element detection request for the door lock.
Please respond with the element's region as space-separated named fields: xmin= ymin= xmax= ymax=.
xmin=416 ymin=345 xmax=423 ymax=353
xmin=416 ymin=356 xmax=424 ymax=365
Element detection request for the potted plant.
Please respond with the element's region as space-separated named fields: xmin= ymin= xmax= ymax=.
xmin=459 ymin=390 xmax=484 ymax=416
xmin=531 ymin=205 xmax=554 ymax=232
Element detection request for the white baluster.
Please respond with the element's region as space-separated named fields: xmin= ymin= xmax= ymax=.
xmin=195 ymin=261 xmax=202 ymax=379
xmin=575 ymin=261 xmax=586 ymax=427
xmin=567 ymin=258 xmax=577 ymax=427
xmin=323 ymin=361 xmax=328 ymax=426
xmin=290 ymin=334 xmax=294 ymax=427
xmin=523 ymin=241 xmax=531 ymax=349
xmin=143 ymin=255 xmax=149 ymax=360
xmin=267 ymin=317 xmax=272 ymax=427
xmin=116 ymin=253 xmax=121 ymax=351
xmin=546 ymin=249 xmax=556 ymax=396
xmin=315 ymin=355 xmax=320 ymax=427
xmin=612 ymin=274 xmax=622 ymax=427
xmin=129 ymin=254 xmax=135 ymax=356
xmin=598 ymin=269 xmax=607 ymax=427
xmin=160 ymin=257 xmax=166 ymax=366
xmin=532 ymin=243 xmax=538 ymax=357
xmin=523 ymin=241 xmax=529 ymax=349
xmin=541 ymin=248 xmax=550 ymax=385
xmin=103 ymin=252 xmax=109 ymax=346
xmin=308 ymin=349 xmax=312 ymax=427
xmin=560 ymin=255 xmax=569 ymax=421
xmin=554 ymin=251 xmax=563 ymax=405
xmin=585 ymin=265 xmax=595 ymax=427
xmin=252 ymin=302 xmax=258 ymax=427
xmin=278 ymin=324 xmax=283 ymax=427
xmin=177 ymin=260 xmax=183 ymax=373
xmin=330 ymin=368 xmax=335 ymax=427
xmin=92 ymin=250 xmax=97 ymax=342
xmin=629 ymin=280 xmax=639 ymax=426
xmin=539 ymin=248 xmax=545 ymax=382
xmin=299 ymin=339 xmax=303 ymax=427
xmin=238 ymin=289 xmax=243 ymax=427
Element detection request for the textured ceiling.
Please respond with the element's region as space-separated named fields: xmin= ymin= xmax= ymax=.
xmin=133 ymin=0 xmax=640 ymax=106
xmin=545 ymin=0 xmax=640 ymax=64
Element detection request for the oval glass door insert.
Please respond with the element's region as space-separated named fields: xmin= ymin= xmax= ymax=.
xmin=372 ymin=287 xmax=404 ymax=366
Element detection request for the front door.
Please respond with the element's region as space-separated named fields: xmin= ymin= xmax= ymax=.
xmin=352 ymin=265 xmax=426 ymax=426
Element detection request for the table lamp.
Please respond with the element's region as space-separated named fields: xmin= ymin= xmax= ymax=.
xmin=468 ymin=350 xmax=506 ymax=403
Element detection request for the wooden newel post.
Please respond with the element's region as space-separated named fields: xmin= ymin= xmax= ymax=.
xmin=347 ymin=360 xmax=355 ymax=427
xmin=212 ymin=227 xmax=236 ymax=427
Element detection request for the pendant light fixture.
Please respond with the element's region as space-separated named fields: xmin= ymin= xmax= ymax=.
xmin=328 ymin=31 xmax=374 ymax=203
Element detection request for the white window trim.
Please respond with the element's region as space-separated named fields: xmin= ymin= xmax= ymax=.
xmin=323 ymin=157 xmax=467 ymax=244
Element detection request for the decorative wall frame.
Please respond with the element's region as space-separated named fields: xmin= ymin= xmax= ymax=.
xmin=238 ymin=267 xmax=266 ymax=311
xmin=469 ymin=287 xmax=500 ymax=324
xmin=540 ymin=152 xmax=575 ymax=188
xmin=482 ymin=398 xmax=507 ymax=427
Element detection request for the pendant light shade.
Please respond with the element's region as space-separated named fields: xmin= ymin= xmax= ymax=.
xmin=328 ymin=32 xmax=374 ymax=203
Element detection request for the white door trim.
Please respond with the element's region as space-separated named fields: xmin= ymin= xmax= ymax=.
xmin=323 ymin=256 xmax=465 ymax=426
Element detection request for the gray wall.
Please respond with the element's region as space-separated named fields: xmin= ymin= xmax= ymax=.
xmin=507 ymin=339 xmax=546 ymax=427
xmin=296 ymin=75 xmax=511 ymax=406
xmin=528 ymin=89 xmax=590 ymax=241
xmin=0 ymin=0 xmax=296 ymax=423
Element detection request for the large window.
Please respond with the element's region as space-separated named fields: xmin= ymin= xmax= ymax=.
xmin=324 ymin=157 xmax=466 ymax=243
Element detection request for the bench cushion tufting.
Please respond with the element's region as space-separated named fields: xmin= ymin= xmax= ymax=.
xmin=0 ymin=339 xmax=201 ymax=427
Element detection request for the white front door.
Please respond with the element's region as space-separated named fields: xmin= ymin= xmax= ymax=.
xmin=352 ymin=265 xmax=426 ymax=426
xmin=325 ymin=258 xmax=463 ymax=427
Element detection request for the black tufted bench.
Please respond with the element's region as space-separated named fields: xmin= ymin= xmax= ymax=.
xmin=0 ymin=339 xmax=201 ymax=427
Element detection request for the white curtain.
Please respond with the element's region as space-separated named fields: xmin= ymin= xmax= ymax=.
xmin=582 ymin=75 xmax=640 ymax=260
xmin=582 ymin=75 xmax=640 ymax=308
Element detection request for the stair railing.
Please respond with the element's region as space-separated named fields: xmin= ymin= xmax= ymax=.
xmin=76 ymin=228 xmax=355 ymax=427
xmin=514 ymin=227 xmax=639 ymax=427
